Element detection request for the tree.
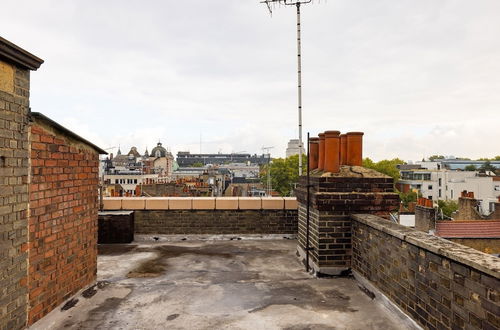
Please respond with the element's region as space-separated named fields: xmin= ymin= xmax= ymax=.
xmin=428 ymin=155 xmax=445 ymax=161
xmin=191 ymin=162 xmax=204 ymax=167
xmin=362 ymin=158 xmax=405 ymax=181
xmin=399 ymin=190 xmax=419 ymax=208
xmin=480 ymin=160 xmax=496 ymax=172
xmin=260 ymin=154 xmax=306 ymax=196
xmin=464 ymin=164 xmax=477 ymax=171
xmin=437 ymin=200 xmax=458 ymax=218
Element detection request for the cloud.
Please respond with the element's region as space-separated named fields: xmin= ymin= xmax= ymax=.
xmin=1 ymin=0 xmax=498 ymax=160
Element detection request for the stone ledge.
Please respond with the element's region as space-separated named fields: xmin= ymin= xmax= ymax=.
xmin=103 ymin=197 xmax=296 ymax=211
xmin=351 ymin=213 xmax=500 ymax=279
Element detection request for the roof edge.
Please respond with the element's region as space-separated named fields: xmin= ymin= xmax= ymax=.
xmin=30 ymin=112 xmax=107 ymax=154
xmin=0 ymin=36 xmax=44 ymax=70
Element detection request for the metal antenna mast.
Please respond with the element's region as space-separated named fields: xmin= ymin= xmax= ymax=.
xmin=261 ymin=0 xmax=314 ymax=176
xmin=262 ymin=146 xmax=274 ymax=196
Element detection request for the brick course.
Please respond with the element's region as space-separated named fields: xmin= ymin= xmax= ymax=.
xmin=134 ymin=209 xmax=297 ymax=235
xmin=0 ymin=61 xmax=30 ymax=330
xmin=352 ymin=214 xmax=500 ymax=330
xmin=27 ymin=122 xmax=99 ymax=325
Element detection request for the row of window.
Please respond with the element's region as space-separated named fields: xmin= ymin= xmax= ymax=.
xmin=115 ymin=179 xmax=138 ymax=184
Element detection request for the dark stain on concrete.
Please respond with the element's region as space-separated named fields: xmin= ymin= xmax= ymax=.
xmin=81 ymin=285 xmax=97 ymax=299
xmin=98 ymin=244 xmax=137 ymax=255
xmin=61 ymin=298 xmax=79 ymax=311
xmin=358 ymin=284 xmax=375 ymax=300
xmin=167 ymin=313 xmax=180 ymax=321
xmin=283 ymin=325 xmax=337 ymax=330
xmin=127 ymin=244 xmax=240 ymax=278
xmin=92 ymin=297 xmax=125 ymax=314
xmin=249 ymin=284 xmax=357 ymax=314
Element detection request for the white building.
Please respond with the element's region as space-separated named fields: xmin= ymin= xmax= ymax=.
xmin=285 ymin=139 xmax=305 ymax=158
xmin=398 ymin=165 xmax=500 ymax=215
xmin=103 ymin=173 xmax=159 ymax=196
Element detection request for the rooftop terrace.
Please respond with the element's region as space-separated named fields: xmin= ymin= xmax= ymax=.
xmin=30 ymin=238 xmax=409 ymax=330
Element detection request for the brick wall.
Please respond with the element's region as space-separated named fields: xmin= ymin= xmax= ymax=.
xmin=0 ymin=60 xmax=30 ymax=330
xmin=28 ymin=122 xmax=99 ymax=325
xmin=294 ymin=168 xmax=399 ymax=275
xmin=415 ymin=205 xmax=436 ymax=232
xmin=134 ymin=209 xmax=297 ymax=235
xmin=352 ymin=214 xmax=500 ymax=330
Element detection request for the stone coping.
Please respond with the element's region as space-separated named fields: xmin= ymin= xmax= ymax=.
xmin=103 ymin=197 xmax=298 ymax=211
xmin=351 ymin=214 xmax=500 ymax=279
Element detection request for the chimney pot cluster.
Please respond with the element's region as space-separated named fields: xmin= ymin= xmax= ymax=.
xmin=461 ymin=190 xmax=475 ymax=199
xmin=417 ymin=197 xmax=433 ymax=208
xmin=308 ymin=130 xmax=364 ymax=173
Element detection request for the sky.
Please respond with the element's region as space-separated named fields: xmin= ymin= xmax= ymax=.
xmin=1 ymin=0 xmax=499 ymax=161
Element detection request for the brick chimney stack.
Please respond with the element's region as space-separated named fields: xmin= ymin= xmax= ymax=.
xmin=295 ymin=129 xmax=398 ymax=275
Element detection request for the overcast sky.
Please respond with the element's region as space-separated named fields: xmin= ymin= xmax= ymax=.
xmin=2 ymin=0 xmax=499 ymax=161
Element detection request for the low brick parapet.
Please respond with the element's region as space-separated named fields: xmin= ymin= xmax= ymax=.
xmin=351 ymin=214 xmax=500 ymax=329
xmin=101 ymin=197 xmax=298 ymax=236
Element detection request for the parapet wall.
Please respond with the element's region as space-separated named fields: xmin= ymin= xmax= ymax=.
xmin=351 ymin=214 xmax=500 ymax=330
xmin=103 ymin=197 xmax=298 ymax=235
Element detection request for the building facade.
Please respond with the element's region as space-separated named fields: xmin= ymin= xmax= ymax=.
xmin=176 ymin=151 xmax=268 ymax=166
xmin=285 ymin=139 xmax=305 ymax=158
xmin=398 ymin=163 xmax=500 ymax=215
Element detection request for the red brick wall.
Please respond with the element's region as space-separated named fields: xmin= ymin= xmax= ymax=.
xmin=28 ymin=123 xmax=99 ymax=325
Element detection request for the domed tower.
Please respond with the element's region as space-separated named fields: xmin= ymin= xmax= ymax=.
xmin=150 ymin=142 xmax=167 ymax=158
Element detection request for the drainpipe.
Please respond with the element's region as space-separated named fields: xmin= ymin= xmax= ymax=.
xmin=306 ymin=132 xmax=310 ymax=273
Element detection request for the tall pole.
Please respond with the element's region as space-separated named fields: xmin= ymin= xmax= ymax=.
xmin=296 ymin=3 xmax=303 ymax=176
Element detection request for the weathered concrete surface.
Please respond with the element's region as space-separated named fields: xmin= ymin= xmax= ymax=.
xmin=30 ymin=239 xmax=406 ymax=330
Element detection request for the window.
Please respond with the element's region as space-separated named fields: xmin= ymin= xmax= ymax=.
xmin=428 ymin=185 xmax=433 ymax=190
xmin=438 ymin=178 xmax=442 ymax=187
xmin=428 ymin=196 xmax=432 ymax=200
xmin=451 ymin=190 xmax=454 ymax=199
xmin=134 ymin=179 xmax=138 ymax=184
xmin=439 ymin=189 xmax=442 ymax=198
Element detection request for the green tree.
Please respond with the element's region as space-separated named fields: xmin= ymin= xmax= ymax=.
xmin=480 ymin=160 xmax=496 ymax=172
xmin=362 ymin=158 xmax=405 ymax=181
xmin=260 ymin=154 xmax=306 ymax=196
xmin=464 ymin=164 xmax=477 ymax=171
xmin=191 ymin=162 xmax=204 ymax=167
xmin=437 ymin=200 xmax=458 ymax=218
xmin=399 ymin=190 xmax=419 ymax=208
xmin=428 ymin=155 xmax=445 ymax=161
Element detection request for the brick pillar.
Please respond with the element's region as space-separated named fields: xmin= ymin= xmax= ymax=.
xmin=295 ymin=166 xmax=399 ymax=275
xmin=415 ymin=204 xmax=436 ymax=232
xmin=0 ymin=37 xmax=43 ymax=330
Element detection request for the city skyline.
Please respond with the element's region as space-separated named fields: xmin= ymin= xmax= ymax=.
xmin=1 ymin=0 xmax=499 ymax=161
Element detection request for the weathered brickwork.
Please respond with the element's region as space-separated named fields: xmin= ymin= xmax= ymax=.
xmin=28 ymin=122 xmax=99 ymax=325
xmin=415 ymin=205 xmax=436 ymax=233
xmin=134 ymin=210 xmax=297 ymax=235
xmin=0 ymin=61 xmax=30 ymax=330
xmin=352 ymin=214 xmax=500 ymax=330
xmin=98 ymin=211 xmax=134 ymax=244
xmin=298 ymin=205 xmax=352 ymax=270
xmin=295 ymin=168 xmax=399 ymax=274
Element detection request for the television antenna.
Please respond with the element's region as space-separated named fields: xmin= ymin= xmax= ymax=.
xmin=260 ymin=0 xmax=320 ymax=176
xmin=262 ymin=146 xmax=274 ymax=196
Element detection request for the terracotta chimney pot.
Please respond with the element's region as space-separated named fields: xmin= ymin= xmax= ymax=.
xmin=346 ymin=132 xmax=364 ymax=166
xmin=324 ymin=130 xmax=341 ymax=173
xmin=318 ymin=133 xmax=325 ymax=171
xmin=340 ymin=134 xmax=347 ymax=165
xmin=309 ymin=137 xmax=319 ymax=170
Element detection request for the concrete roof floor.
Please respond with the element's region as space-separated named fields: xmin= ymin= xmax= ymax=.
xmin=31 ymin=239 xmax=406 ymax=330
